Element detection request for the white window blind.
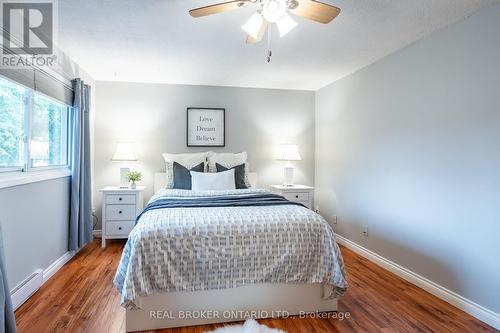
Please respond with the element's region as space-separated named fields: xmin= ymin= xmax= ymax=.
xmin=0 ymin=64 xmax=73 ymax=106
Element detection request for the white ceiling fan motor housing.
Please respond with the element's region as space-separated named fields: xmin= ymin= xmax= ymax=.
xmin=263 ymin=0 xmax=288 ymax=22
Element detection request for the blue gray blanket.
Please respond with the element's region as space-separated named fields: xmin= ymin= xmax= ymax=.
xmin=136 ymin=193 xmax=305 ymax=223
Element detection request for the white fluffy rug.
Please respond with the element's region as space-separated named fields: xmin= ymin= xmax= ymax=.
xmin=205 ymin=319 xmax=286 ymax=333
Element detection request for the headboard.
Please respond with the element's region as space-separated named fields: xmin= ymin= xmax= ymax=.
xmin=154 ymin=172 xmax=258 ymax=194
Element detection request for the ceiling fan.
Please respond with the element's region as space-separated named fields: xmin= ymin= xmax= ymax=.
xmin=189 ymin=0 xmax=340 ymax=61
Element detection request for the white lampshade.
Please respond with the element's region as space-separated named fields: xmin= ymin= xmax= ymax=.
xmin=112 ymin=142 xmax=137 ymax=161
xmin=277 ymin=144 xmax=302 ymax=161
xmin=276 ymin=13 xmax=297 ymax=38
xmin=242 ymin=12 xmax=265 ymax=39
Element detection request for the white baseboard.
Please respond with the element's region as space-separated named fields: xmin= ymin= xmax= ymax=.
xmin=11 ymin=269 xmax=43 ymax=310
xmin=11 ymin=250 xmax=76 ymax=310
xmin=93 ymin=229 xmax=102 ymax=238
xmin=43 ymin=251 xmax=76 ymax=284
xmin=336 ymin=235 xmax=500 ymax=330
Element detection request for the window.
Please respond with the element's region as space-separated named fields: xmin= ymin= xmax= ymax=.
xmin=31 ymin=94 xmax=69 ymax=168
xmin=0 ymin=75 xmax=71 ymax=173
xmin=0 ymin=77 xmax=26 ymax=170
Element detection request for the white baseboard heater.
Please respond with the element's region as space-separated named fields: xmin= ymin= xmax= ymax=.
xmin=11 ymin=269 xmax=43 ymax=311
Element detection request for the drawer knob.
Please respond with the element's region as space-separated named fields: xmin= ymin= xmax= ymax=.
xmin=119 ymin=197 xmax=122 ymax=201
xmin=119 ymin=211 xmax=122 ymax=214
xmin=295 ymin=195 xmax=299 ymax=198
xmin=118 ymin=227 xmax=122 ymax=230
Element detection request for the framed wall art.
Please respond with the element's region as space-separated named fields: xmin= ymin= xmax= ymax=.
xmin=187 ymin=107 xmax=225 ymax=147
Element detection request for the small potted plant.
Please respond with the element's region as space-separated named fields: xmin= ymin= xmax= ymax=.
xmin=127 ymin=171 xmax=142 ymax=189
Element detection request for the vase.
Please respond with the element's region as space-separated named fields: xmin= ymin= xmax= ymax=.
xmin=130 ymin=182 xmax=137 ymax=189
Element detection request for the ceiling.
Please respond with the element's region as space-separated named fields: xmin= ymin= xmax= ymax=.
xmin=58 ymin=0 xmax=497 ymax=90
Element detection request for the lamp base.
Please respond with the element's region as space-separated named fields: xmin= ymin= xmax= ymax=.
xmin=283 ymin=165 xmax=294 ymax=187
xmin=119 ymin=167 xmax=130 ymax=188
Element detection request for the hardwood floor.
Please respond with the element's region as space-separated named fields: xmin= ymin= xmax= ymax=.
xmin=15 ymin=239 xmax=497 ymax=333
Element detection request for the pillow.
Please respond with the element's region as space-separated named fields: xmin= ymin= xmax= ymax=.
xmin=216 ymin=163 xmax=248 ymax=189
xmin=173 ymin=162 xmax=205 ymax=190
xmin=207 ymin=152 xmax=251 ymax=187
xmin=190 ymin=169 xmax=236 ymax=191
xmin=162 ymin=152 xmax=208 ymax=189
xmin=207 ymin=152 xmax=247 ymax=171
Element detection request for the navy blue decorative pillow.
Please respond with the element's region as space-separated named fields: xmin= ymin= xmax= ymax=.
xmin=215 ymin=163 xmax=248 ymax=189
xmin=173 ymin=162 xmax=205 ymax=190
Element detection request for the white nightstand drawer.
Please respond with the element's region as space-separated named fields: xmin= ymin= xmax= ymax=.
xmin=283 ymin=192 xmax=310 ymax=202
xmin=106 ymin=220 xmax=135 ymax=236
xmin=270 ymin=185 xmax=314 ymax=210
xmin=106 ymin=205 xmax=136 ymax=220
xmin=100 ymin=186 xmax=145 ymax=248
xmin=106 ymin=194 xmax=136 ymax=205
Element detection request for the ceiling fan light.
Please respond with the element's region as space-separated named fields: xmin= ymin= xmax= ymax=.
xmin=263 ymin=0 xmax=288 ymax=23
xmin=276 ymin=13 xmax=297 ymax=37
xmin=241 ymin=12 xmax=265 ymax=39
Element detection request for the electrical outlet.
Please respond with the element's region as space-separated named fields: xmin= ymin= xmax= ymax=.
xmin=362 ymin=225 xmax=368 ymax=236
xmin=332 ymin=215 xmax=338 ymax=224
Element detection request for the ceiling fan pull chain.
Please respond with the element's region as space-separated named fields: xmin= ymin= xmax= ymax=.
xmin=267 ymin=25 xmax=273 ymax=63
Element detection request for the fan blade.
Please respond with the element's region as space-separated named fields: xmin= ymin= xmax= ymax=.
xmin=189 ymin=0 xmax=249 ymax=18
xmin=246 ymin=21 xmax=268 ymax=44
xmin=290 ymin=0 xmax=340 ymax=24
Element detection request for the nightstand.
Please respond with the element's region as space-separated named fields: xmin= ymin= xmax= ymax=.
xmin=100 ymin=186 xmax=146 ymax=248
xmin=270 ymin=185 xmax=314 ymax=209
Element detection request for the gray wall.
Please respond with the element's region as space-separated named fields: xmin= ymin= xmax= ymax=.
xmin=94 ymin=82 xmax=315 ymax=228
xmin=316 ymin=2 xmax=500 ymax=314
xmin=0 ymin=177 xmax=70 ymax=288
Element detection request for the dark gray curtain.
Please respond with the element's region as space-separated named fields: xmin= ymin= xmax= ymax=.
xmin=0 ymin=224 xmax=16 ymax=333
xmin=69 ymin=79 xmax=93 ymax=251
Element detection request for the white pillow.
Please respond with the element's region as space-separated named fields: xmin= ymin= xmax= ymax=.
xmin=162 ymin=152 xmax=208 ymax=189
xmin=207 ymin=151 xmax=247 ymax=171
xmin=190 ymin=169 xmax=236 ymax=191
xmin=207 ymin=152 xmax=251 ymax=187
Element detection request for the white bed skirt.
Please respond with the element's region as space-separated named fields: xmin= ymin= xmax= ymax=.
xmin=126 ymin=283 xmax=338 ymax=332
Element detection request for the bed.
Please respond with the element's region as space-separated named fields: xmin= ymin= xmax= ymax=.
xmin=114 ymin=172 xmax=347 ymax=332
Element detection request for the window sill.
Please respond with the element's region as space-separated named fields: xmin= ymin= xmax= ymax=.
xmin=0 ymin=169 xmax=71 ymax=190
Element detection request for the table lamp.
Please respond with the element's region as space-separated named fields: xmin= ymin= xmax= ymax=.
xmin=112 ymin=142 xmax=137 ymax=188
xmin=277 ymin=144 xmax=301 ymax=186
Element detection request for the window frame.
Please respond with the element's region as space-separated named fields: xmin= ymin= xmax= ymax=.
xmin=0 ymin=75 xmax=72 ymax=175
